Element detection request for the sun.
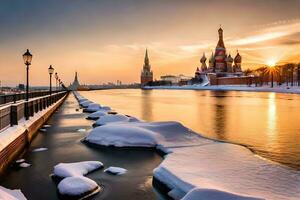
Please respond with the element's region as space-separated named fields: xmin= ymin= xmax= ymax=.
xmin=266 ymin=59 xmax=277 ymax=67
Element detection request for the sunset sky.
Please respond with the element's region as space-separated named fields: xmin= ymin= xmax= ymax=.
xmin=1 ymin=0 xmax=300 ymax=86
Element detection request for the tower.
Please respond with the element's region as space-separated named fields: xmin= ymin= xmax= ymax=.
xmin=140 ymin=49 xmax=153 ymax=86
xmin=200 ymin=53 xmax=207 ymax=72
xmin=69 ymin=71 xmax=81 ymax=90
xmin=208 ymin=52 xmax=215 ymax=72
xmin=214 ymin=26 xmax=226 ymax=72
xmin=225 ymin=54 xmax=234 ymax=73
xmin=233 ymin=51 xmax=242 ymax=72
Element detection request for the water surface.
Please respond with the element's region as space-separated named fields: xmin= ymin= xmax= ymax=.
xmin=81 ymin=89 xmax=300 ymax=169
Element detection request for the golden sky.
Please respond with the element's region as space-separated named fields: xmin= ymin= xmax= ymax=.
xmin=1 ymin=0 xmax=300 ymax=86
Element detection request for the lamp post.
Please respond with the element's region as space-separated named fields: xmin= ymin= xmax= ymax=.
xmin=22 ymin=49 xmax=33 ymax=101
xmin=55 ymin=72 xmax=58 ymax=91
xmin=58 ymin=79 xmax=61 ymax=91
xmin=48 ymin=65 xmax=54 ymax=95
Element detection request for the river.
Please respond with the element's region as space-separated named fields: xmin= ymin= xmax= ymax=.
xmin=81 ymin=89 xmax=300 ymax=170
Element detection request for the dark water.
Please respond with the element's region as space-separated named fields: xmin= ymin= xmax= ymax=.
xmin=0 ymin=94 xmax=162 ymax=200
xmin=81 ymin=89 xmax=300 ymax=169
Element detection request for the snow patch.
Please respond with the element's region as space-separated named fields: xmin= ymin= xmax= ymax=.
xmin=15 ymin=159 xmax=25 ymax=164
xmin=80 ymin=100 xmax=93 ymax=108
xmin=87 ymin=110 xmax=108 ymax=120
xmin=77 ymin=128 xmax=87 ymax=132
xmin=19 ymin=162 xmax=31 ymax=168
xmin=57 ymin=176 xmax=100 ymax=197
xmin=182 ymin=188 xmax=263 ymax=200
xmin=93 ymin=114 xmax=131 ymax=126
xmin=32 ymin=147 xmax=48 ymax=152
xmin=104 ymin=167 xmax=127 ymax=175
xmin=0 ymin=186 xmax=27 ymax=200
xmin=83 ymin=103 xmax=102 ymax=113
xmin=53 ymin=161 xmax=103 ymax=178
xmin=39 ymin=128 xmax=47 ymax=132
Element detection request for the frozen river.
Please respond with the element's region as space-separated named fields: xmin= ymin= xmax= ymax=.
xmin=81 ymin=89 xmax=300 ymax=170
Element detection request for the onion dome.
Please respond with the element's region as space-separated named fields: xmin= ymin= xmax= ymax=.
xmin=234 ymin=51 xmax=242 ymax=63
xmin=195 ymin=67 xmax=200 ymax=75
xmin=209 ymin=52 xmax=215 ymax=63
xmin=226 ymin=54 xmax=233 ymax=63
xmin=200 ymin=53 xmax=207 ymax=63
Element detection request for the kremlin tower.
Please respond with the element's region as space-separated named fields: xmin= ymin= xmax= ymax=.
xmin=140 ymin=49 xmax=153 ymax=86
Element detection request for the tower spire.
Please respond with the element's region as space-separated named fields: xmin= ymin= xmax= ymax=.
xmin=144 ymin=48 xmax=149 ymax=65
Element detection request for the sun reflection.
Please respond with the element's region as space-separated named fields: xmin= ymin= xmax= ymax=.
xmin=267 ymin=93 xmax=277 ymax=140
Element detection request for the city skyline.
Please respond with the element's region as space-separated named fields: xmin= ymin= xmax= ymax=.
xmin=1 ymin=0 xmax=300 ymax=86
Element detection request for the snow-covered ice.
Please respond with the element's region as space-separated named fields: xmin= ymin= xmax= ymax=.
xmin=80 ymin=100 xmax=93 ymax=108
xmin=32 ymin=147 xmax=48 ymax=152
xmin=19 ymin=162 xmax=31 ymax=168
xmin=181 ymin=188 xmax=262 ymax=200
xmin=86 ymin=110 xmax=108 ymax=120
xmin=53 ymin=161 xmax=103 ymax=178
xmin=75 ymin=91 xmax=300 ymax=200
xmin=83 ymin=103 xmax=102 ymax=113
xmin=15 ymin=159 xmax=25 ymax=164
xmin=104 ymin=167 xmax=127 ymax=175
xmin=154 ymin=143 xmax=300 ymax=200
xmin=92 ymin=114 xmax=134 ymax=126
xmin=86 ymin=123 xmax=158 ymax=147
xmin=57 ymin=176 xmax=100 ymax=197
xmin=86 ymin=121 xmax=212 ymax=150
xmin=0 ymin=186 xmax=27 ymax=200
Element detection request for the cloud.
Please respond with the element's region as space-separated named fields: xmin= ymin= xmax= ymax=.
xmin=228 ymin=20 xmax=300 ymax=46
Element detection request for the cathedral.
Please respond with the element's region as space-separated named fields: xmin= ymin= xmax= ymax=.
xmin=197 ymin=27 xmax=242 ymax=76
xmin=140 ymin=49 xmax=153 ymax=86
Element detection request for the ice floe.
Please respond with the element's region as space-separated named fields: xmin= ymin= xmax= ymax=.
xmin=86 ymin=110 xmax=108 ymax=120
xmin=83 ymin=103 xmax=102 ymax=113
xmin=80 ymin=100 xmax=93 ymax=108
xmin=32 ymin=147 xmax=48 ymax=152
xmin=92 ymin=114 xmax=132 ymax=127
xmin=53 ymin=161 xmax=103 ymax=178
xmin=19 ymin=162 xmax=31 ymax=168
xmin=154 ymin=143 xmax=300 ymax=200
xmin=57 ymin=176 xmax=100 ymax=197
xmin=104 ymin=167 xmax=127 ymax=175
xmin=0 ymin=186 xmax=27 ymax=200
xmin=181 ymin=188 xmax=262 ymax=200
xmin=15 ymin=159 xmax=25 ymax=164
xmin=39 ymin=128 xmax=47 ymax=132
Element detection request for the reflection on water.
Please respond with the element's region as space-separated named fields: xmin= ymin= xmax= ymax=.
xmin=82 ymin=89 xmax=300 ymax=169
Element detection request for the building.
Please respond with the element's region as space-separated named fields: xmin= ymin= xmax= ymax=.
xmin=161 ymin=74 xmax=192 ymax=85
xmin=69 ymin=72 xmax=89 ymax=91
xmin=140 ymin=49 xmax=153 ymax=86
xmin=199 ymin=27 xmax=242 ymax=76
xmin=193 ymin=27 xmax=255 ymax=86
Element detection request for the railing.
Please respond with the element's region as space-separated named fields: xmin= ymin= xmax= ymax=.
xmin=0 ymin=90 xmax=63 ymax=105
xmin=0 ymin=91 xmax=68 ymax=132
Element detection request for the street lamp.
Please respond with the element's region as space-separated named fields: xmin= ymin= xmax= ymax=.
xmin=55 ymin=72 xmax=58 ymax=91
xmin=23 ymin=49 xmax=33 ymax=101
xmin=48 ymin=65 xmax=54 ymax=95
xmin=58 ymin=79 xmax=61 ymax=91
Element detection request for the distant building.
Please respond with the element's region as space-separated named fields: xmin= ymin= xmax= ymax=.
xmin=140 ymin=49 xmax=153 ymax=86
xmin=161 ymin=74 xmax=192 ymax=85
xmin=200 ymin=27 xmax=242 ymax=76
xmin=69 ymin=72 xmax=89 ymax=91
